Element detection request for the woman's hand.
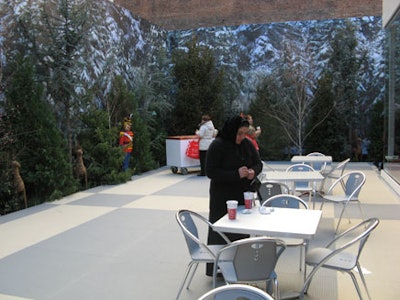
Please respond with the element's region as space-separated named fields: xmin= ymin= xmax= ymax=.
xmin=247 ymin=168 xmax=255 ymax=180
xmin=238 ymin=166 xmax=249 ymax=178
xmin=238 ymin=167 xmax=255 ymax=180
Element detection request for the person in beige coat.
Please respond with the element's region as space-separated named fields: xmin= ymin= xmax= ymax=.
xmin=196 ymin=115 xmax=218 ymax=176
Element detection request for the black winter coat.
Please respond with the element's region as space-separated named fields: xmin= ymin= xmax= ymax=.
xmin=206 ymin=136 xmax=263 ymax=245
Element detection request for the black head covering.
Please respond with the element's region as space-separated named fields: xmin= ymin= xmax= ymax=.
xmin=218 ymin=116 xmax=249 ymax=144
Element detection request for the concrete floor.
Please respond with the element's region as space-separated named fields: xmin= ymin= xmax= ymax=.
xmin=0 ymin=162 xmax=398 ymax=300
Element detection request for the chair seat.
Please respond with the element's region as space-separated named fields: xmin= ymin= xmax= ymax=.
xmin=323 ymin=195 xmax=359 ymax=203
xmin=306 ymin=248 xmax=357 ymax=270
xmin=191 ymin=244 xmax=225 ymax=261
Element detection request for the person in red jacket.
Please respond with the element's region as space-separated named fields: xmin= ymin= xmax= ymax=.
xmin=246 ymin=125 xmax=259 ymax=151
xmin=119 ymin=119 xmax=134 ymax=171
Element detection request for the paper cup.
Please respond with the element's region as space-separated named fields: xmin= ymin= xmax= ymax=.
xmin=244 ymin=192 xmax=254 ymax=209
xmin=226 ymin=200 xmax=238 ymax=220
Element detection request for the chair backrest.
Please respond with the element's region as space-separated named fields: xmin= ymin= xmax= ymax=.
xmin=325 ymin=218 xmax=379 ymax=267
xmin=344 ymin=172 xmax=366 ymax=198
xmin=286 ymin=163 xmax=315 ymax=173
xmin=197 ymin=284 xmax=274 ymax=300
xmin=328 ymin=171 xmax=366 ymax=199
xmin=305 ymin=152 xmax=327 ymax=172
xmin=328 ymin=158 xmax=350 ymax=178
xmin=306 ymin=152 xmax=325 ymax=156
xmin=286 ymin=163 xmax=315 ymax=189
xmin=262 ymin=194 xmax=308 ymax=210
xmin=258 ymin=181 xmax=290 ymax=205
xmin=215 ymin=237 xmax=286 ymax=283
xmin=319 ymin=158 xmax=350 ymax=192
xmin=176 ymin=210 xmax=228 ymax=259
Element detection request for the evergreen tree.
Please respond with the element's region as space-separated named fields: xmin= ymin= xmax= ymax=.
xmin=131 ymin=51 xmax=174 ymax=166
xmin=130 ymin=107 xmax=156 ymax=173
xmin=104 ymin=77 xmax=156 ymax=174
xmin=4 ymin=56 xmax=76 ymax=204
xmin=328 ymin=22 xmax=361 ymax=156
xmin=43 ymin=0 xmax=90 ymax=164
xmin=249 ymin=95 xmax=288 ymax=160
xmin=14 ymin=0 xmax=91 ymax=164
xmin=368 ymin=100 xmax=384 ymax=167
xmin=170 ymin=39 xmax=224 ymax=135
xmin=77 ymin=109 xmax=131 ymax=185
xmin=305 ymin=74 xmax=346 ymax=160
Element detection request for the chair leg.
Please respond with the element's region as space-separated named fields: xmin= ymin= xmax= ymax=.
xmin=212 ymin=261 xmax=219 ymax=288
xmin=186 ymin=263 xmax=199 ymax=289
xmin=274 ymin=277 xmax=280 ymax=300
xmin=320 ymin=201 xmax=324 ymax=210
xmin=176 ymin=262 xmax=197 ymax=300
xmin=348 ymin=270 xmax=365 ymax=300
xmin=339 ymin=179 xmax=346 ymax=191
xmin=344 ymin=204 xmax=352 ymax=224
xmin=357 ymin=201 xmax=366 ymax=222
xmin=335 ymin=203 xmax=349 ymax=234
xmin=300 ymin=264 xmax=323 ymax=297
xmin=339 ymin=201 xmax=366 ymax=234
xmin=356 ymin=262 xmax=372 ymax=300
xmin=299 ymin=244 xmax=304 ymax=271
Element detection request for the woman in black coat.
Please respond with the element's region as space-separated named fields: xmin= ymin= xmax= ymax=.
xmin=205 ymin=115 xmax=263 ymax=275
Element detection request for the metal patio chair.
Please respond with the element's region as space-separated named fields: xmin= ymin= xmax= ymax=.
xmin=300 ymin=218 xmax=379 ymax=300
xmin=176 ymin=210 xmax=231 ymax=300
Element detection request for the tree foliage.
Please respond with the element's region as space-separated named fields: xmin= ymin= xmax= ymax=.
xmin=0 ymin=2 xmax=386 ymax=214
xmin=0 ymin=1 xmax=166 ymax=212
xmin=328 ymin=22 xmax=361 ymax=148
xmin=1 ymin=55 xmax=76 ymax=211
xmin=39 ymin=0 xmax=90 ymax=163
xmin=169 ymin=39 xmax=225 ymax=134
xmin=77 ymin=108 xmax=131 ymax=185
xmin=252 ymin=43 xmax=332 ymax=155
xmin=368 ymin=99 xmax=385 ymax=166
xmin=249 ymin=97 xmax=288 ymax=160
xmin=305 ymin=74 xmax=347 ymax=160
xmin=130 ymin=51 xmax=174 ymax=166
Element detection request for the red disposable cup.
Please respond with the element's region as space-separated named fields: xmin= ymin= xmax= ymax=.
xmin=244 ymin=192 xmax=254 ymax=209
xmin=228 ymin=208 xmax=237 ymax=220
xmin=244 ymin=198 xmax=252 ymax=209
xmin=226 ymin=200 xmax=238 ymax=220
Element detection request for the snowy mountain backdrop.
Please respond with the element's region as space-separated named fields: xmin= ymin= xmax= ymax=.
xmin=169 ymin=16 xmax=385 ymax=111
xmin=0 ymin=0 xmax=385 ymax=111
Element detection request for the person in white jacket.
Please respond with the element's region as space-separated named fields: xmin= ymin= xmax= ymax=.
xmin=196 ymin=115 xmax=218 ymax=176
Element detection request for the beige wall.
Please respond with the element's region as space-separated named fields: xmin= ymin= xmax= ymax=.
xmin=383 ymin=0 xmax=400 ymax=27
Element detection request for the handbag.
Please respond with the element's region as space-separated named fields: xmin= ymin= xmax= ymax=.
xmin=186 ymin=139 xmax=200 ymax=159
